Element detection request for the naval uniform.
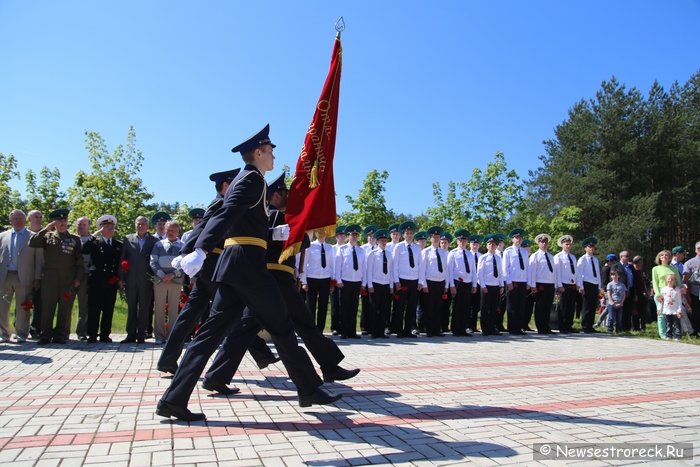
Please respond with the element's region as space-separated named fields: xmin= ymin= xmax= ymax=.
xmin=29 ymin=228 xmax=84 ymax=342
xmin=83 ymin=236 xmax=122 ymax=341
xmin=161 ymin=165 xmax=322 ymax=409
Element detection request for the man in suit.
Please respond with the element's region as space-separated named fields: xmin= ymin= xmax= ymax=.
xmin=29 ymin=208 xmax=83 ymax=344
xmin=120 ymin=216 xmax=158 ymax=343
xmin=0 ymin=210 xmax=43 ymax=343
xmin=83 ymin=215 xmax=122 ymax=343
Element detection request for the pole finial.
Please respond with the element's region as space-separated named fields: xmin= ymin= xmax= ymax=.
xmin=335 ymin=17 xmax=345 ymax=37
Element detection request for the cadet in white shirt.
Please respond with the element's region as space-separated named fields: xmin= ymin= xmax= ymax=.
xmin=467 ymin=234 xmax=482 ymax=332
xmin=448 ymin=229 xmax=477 ymax=336
xmin=365 ymin=229 xmax=393 ymax=338
xmin=391 ymin=221 xmax=421 ymax=338
xmin=528 ymin=233 xmax=560 ymax=334
xmin=334 ymin=225 xmax=366 ymax=339
xmin=360 ymin=225 xmax=379 ymax=334
xmin=477 ymin=234 xmax=504 ymax=336
xmin=330 ymin=226 xmax=346 ymax=335
xmin=301 ymin=230 xmax=334 ymax=332
xmin=553 ymin=234 xmax=580 ymax=333
xmin=420 ymin=226 xmax=449 ymax=337
xmin=502 ymin=228 xmax=529 ymax=335
xmin=577 ymin=237 xmax=602 ymax=333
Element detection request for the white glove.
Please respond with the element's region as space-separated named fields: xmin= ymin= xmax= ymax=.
xmin=181 ymin=248 xmax=206 ymax=277
xmin=272 ymin=224 xmax=290 ymax=241
xmin=171 ymin=255 xmax=184 ymax=270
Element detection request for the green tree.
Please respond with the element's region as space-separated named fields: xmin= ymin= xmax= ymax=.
xmin=428 ymin=151 xmax=523 ymax=236
xmin=25 ymin=166 xmax=66 ymax=214
xmin=340 ymin=169 xmax=396 ymax=228
xmin=0 ymin=152 xmax=22 ymax=220
xmin=67 ymin=126 xmax=155 ymax=238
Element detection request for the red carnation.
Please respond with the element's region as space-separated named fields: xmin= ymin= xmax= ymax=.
xmin=108 ymin=275 xmax=120 ymax=285
xmin=164 ymin=303 xmax=169 ymax=311
xmin=62 ymin=291 xmax=73 ymax=301
xmin=394 ymin=294 xmax=400 ymax=301
xmin=442 ymin=293 xmax=449 ymax=300
xmin=120 ymin=260 xmax=130 ymax=271
xmin=330 ymin=279 xmax=338 ymax=286
xmin=360 ymin=288 xmax=368 ymax=297
xmin=401 ymin=286 xmax=408 ymax=292
xmin=21 ymin=300 xmax=33 ymax=312
xmin=537 ymin=285 xmax=545 ymax=291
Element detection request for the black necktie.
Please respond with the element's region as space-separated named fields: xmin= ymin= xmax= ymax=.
xmin=463 ymin=249 xmax=470 ymax=274
xmin=545 ymin=252 xmax=553 ymax=272
xmin=321 ymin=244 xmax=326 ymax=268
xmin=352 ymin=246 xmax=358 ymax=271
xmin=408 ymin=244 xmax=414 ymax=268
xmin=436 ymin=248 xmax=443 ymax=273
xmin=382 ymin=250 xmax=388 ymax=274
xmin=569 ymin=254 xmax=576 ymax=275
xmin=493 ymin=255 xmax=499 ymax=278
xmin=518 ymin=249 xmax=524 ymax=270
xmin=591 ymin=257 xmax=597 ymax=278
xmin=474 ymin=253 xmax=479 ymax=265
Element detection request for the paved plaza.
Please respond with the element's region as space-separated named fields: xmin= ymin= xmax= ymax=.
xmin=0 ymin=333 xmax=698 ymax=466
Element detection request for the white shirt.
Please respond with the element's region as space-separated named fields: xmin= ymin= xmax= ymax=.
xmin=528 ymin=249 xmax=561 ymax=288
xmin=334 ymin=243 xmax=365 ymax=284
xmin=477 ymin=252 xmax=504 ymax=287
xmin=577 ymin=253 xmax=601 ymax=287
xmin=447 ymin=247 xmax=477 ymax=288
xmin=554 ymin=251 xmax=581 ymax=288
xmin=420 ymin=245 xmax=448 ymax=287
xmin=300 ymin=240 xmax=334 ymax=283
xmin=502 ymin=245 xmax=529 ymax=284
xmin=392 ymin=241 xmax=421 ymax=281
xmin=365 ymin=248 xmax=393 ymax=288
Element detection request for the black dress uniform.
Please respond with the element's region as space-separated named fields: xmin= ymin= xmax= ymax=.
xmin=204 ymin=177 xmax=354 ymax=387
xmin=158 ymin=126 xmax=337 ymax=420
xmin=82 ymin=221 xmax=122 ymax=342
xmin=157 ymin=170 xmax=276 ymax=374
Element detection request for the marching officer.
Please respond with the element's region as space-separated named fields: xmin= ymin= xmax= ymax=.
xmin=83 ymin=215 xmax=122 ymax=343
xmin=29 ymin=208 xmax=84 ymax=344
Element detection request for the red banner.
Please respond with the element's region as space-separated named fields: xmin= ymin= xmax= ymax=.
xmin=281 ymin=35 xmax=342 ymax=261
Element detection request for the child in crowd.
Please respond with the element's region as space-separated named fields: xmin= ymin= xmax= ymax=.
xmin=606 ymin=270 xmax=627 ymax=333
xmin=658 ymin=273 xmax=685 ymax=341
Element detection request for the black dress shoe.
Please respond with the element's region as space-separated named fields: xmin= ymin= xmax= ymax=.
xmin=202 ymin=378 xmax=240 ymax=395
xmin=298 ymin=387 xmax=342 ymax=407
xmin=156 ymin=400 xmax=206 ymax=421
xmin=100 ymin=336 xmax=113 ymax=343
xmin=256 ymin=356 xmax=281 ymax=370
xmin=38 ymin=337 xmax=52 ymax=345
xmin=157 ymin=363 xmax=178 ymax=374
xmin=121 ymin=337 xmax=136 ymax=343
xmin=322 ymin=366 xmax=360 ymax=382
xmin=79 ymin=336 xmax=88 ymax=342
xmin=52 ymin=337 xmax=66 ymax=344
xmin=87 ymin=337 xmax=98 ymax=343
xmin=137 ymin=337 xmax=146 ymax=343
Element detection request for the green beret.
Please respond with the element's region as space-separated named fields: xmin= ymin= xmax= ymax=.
xmin=152 ymin=211 xmax=171 ymax=223
xmin=454 ymin=229 xmax=470 ymax=240
xmin=374 ymin=228 xmax=389 ymax=240
xmin=345 ymin=224 xmax=362 ymax=235
xmin=483 ymin=233 xmax=498 ymax=244
xmin=427 ymin=226 xmax=442 ymax=236
xmin=440 ymin=232 xmax=453 ymax=242
xmin=363 ymin=225 xmax=379 ymax=235
xmin=509 ymin=228 xmax=525 ymax=238
xmin=469 ymin=234 xmax=482 ymax=243
xmin=388 ymin=223 xmax=400 ymax=233
xmin=336 ymin=225 xmax=346 ymax=235
xmin=414 ymin=231 xmax=428 ymax=240
xmin=521 ymin=239 xmax=533 ymax=248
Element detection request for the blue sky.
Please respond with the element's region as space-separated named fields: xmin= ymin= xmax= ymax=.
xmin=1 ymin=0 xmax=698 ymax=217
